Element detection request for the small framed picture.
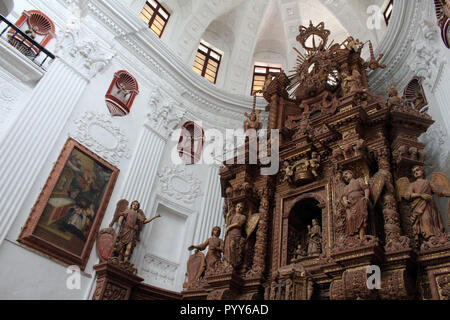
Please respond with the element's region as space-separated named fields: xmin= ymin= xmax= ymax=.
xmin=18 ymin=138 xmax=120 ymax=270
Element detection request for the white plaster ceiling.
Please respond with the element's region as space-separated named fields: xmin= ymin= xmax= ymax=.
xmin=156 ymin=0 xmax=389 ymax=95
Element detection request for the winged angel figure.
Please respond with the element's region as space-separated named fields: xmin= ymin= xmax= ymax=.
xmin=109 ymin=200 xmax=161 ymax=263
xmin=396 ymin=166 xmax=450 ymax=242
xmin=223 ymin=202 xmax=261 ymax=269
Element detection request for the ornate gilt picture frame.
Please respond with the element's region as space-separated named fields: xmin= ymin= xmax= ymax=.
xmin=18 ymin=138 xmax=120 ymax=270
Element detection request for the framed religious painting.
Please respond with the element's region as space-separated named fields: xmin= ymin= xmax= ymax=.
xmin=18 ymin=138 xmax=120 ymax=270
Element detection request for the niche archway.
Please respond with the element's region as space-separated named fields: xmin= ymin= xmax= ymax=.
xmin=105 ymin=70 xmax=139 ymax=117
xmin=287 ymin=197 xmax=323 ymax=263
xmin=8 ymin=10 xmax=55 ymax=57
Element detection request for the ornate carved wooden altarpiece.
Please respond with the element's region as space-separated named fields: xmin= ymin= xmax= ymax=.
xmin=182 ymin=22 xmax=450 ymax=300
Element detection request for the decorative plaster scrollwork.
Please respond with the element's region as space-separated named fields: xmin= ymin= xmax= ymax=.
xmin=73 ymin=111 xmax=130 ymax=165
xmin=157 ymin=166 xmax=203 ymax=204
xmin=54 ymin=5 xmax=116 ymax=80
xmin=409 ymin=17 xmax=447 ymax=92
xmin=141 ymin=254 xmax=178 ymax=288
xmin=147 ymin=88 xmax=185 ymax=139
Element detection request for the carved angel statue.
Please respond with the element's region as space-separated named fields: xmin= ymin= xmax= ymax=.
xmin=342 ymin=170 xmax=371 ymax=240
xmin=396 ymin=166 xmax=450 ymax=242
xmin=224 ymin=202 xmax=247 ymax=268
xmin=188 ymin=226 xmax=224 ymax=272
xmin=109 ymin=200 xmax=161 ymax=263
xmin=223 ymin=202 xmax=260 ymax=269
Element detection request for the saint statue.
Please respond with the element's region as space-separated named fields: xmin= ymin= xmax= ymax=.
xmin=25 ymin=27 xmax=37 ymax=39
xmin=404 ymin=166 xmax=450 ymax=241
xmin=114 ymin=82 xmax=131 ymax=103
xmin=223 ymin=202 xmax=247 ymax=269
xmin=109 ymin=200 xmax=161 ymax=263
xmin=342 ymin=170 xmax=370 ymax=240
xmin=188 ymin=226 xmax=224 ymax=272
xmin=387 ymin=85 xmax=404 ymax=109
xmin=342 ymin=69 xmax=362 ymax=95
xmin=307 ymin=219 xmax=322 ymax=255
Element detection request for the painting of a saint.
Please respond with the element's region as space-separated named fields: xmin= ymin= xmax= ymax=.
xmin=19 ymin=139 xmax=119 ymax=269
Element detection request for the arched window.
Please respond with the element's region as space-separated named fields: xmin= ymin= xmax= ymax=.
xmin=105 ymin=71 xmax=139 ymax=117
xmin=8 ymin=10 xmax=55 ymax=57
xmin=177 ymin=122 xmax=205 ymax=165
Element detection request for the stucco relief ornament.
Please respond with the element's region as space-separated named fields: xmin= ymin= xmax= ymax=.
xmin=409 ymin=19 xmax=446 ymax=91
xmin=54 ymin=10 xmax=116 ymax=80
xmin=0 ymin=82 xmax=19 ymax=124
xmin=73 ymin=111 xmax=131 ymax=166
xmin=157 ymin=166 xmax=202 ymax=204
xmin=142 ymin=254 xmax=178 ymax=287
xmin=147 ymin=89 xmax=185 ymax=138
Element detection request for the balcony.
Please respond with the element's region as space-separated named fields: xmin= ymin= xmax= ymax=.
xmin=0 ymin=14 xmax=55 ymax=82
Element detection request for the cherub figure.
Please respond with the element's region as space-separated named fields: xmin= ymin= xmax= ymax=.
xmin=188 ymin=226 xmax=224 ymax=272
xmin=309 ymin=152 xmax=320 ymax=178
xmin=244 ymin=95 xmax=262 ymax=132
xmin=282 ymin=161 xmax=295 ymax=184
xmin=291 ymin=244 xmax=306 ymax=262
xmin=110 ymin=200 xmax=161 ymax=263
xmin=244 ymin=109 xmax=262 ymax=132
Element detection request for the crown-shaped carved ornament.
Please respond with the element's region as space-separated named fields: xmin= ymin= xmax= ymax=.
xmin=296 ymin=21 xmax=330 ymax=52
